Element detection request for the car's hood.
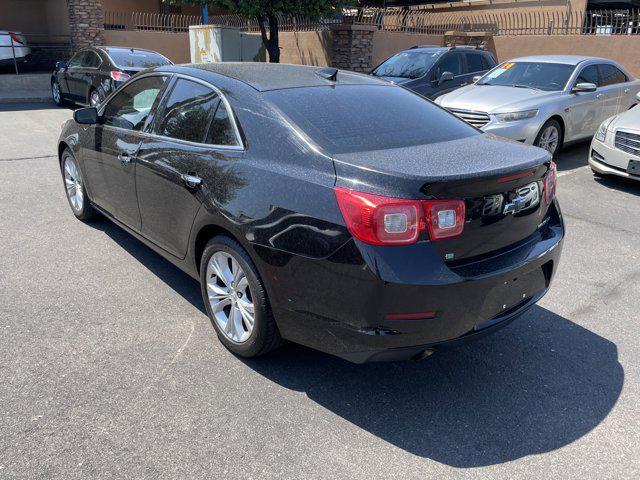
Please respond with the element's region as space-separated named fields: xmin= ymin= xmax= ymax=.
xmin=437 ymin=85 xmax=559 ymax=113
xmin=610 ymin=105 xmax=640 ymax=132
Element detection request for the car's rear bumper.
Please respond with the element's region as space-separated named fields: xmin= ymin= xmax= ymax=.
xmin=589 ymin=137 xmax=640 ymax=180
xmin=258 ymin=202 xmax=564 ymax=363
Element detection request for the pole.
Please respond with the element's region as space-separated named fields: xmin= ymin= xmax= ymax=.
xmin=10 ymin=35 xmax=19 ymax=75
xmin=201 ymin=5 xmax=209 ymax=24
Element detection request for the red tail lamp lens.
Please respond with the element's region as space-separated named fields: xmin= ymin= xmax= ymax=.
xmin=9 ymin=33 xmax=24 ymax=45
xmin=543 ymin=161 xmax=557 ymax=205
xmin=334 ymin=187 xmax=465 ymax=245
xmin=110 ymin=71 xmax=131 ymax=82
xmin=334 ymin=187 xmax=422 ymax=245
xmin=424 ymin=200 xmax=466 ymax=240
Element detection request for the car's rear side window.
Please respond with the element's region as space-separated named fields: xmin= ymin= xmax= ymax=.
xmin=265 ymin=85 xmax=479 ymax=154
xmin=598 ymin=64 xmax=628 ymax=86
xmin=155 ymin=79 xmax=220 ymax=143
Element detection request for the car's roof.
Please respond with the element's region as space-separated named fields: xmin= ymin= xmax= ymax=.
xmin=402 ymin=46 xmax=448 ymax=53
xmin=181 ymin=62 xmax=388 ymax=92
xmin=508 ymin=55 xmax=611 ymax=65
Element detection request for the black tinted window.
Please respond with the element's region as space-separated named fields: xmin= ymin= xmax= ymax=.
xmin=157 ymin=79 xmax=220 ymax=143
xmin=372 ymin=50 xmax=441 ymax=79
xmin=68 ymin=52 xmax=85 ymax=68
xmin=436 ymin=54 xmax=462 ymax=77
xmin=106 ymin=48 xmax=172 ymax=69
xmin=83 ymin=51 xmax=101 ymax=68
xmin=206 ymin=102 xmax=239 ymax=146
xmin=266 ymin=85 xmax=478 ymax=154
xmin=599 ymin=64 xmax=627 ymax=86
xmin=466 ymin=53 xmax=485 ymax=73
xmin=103 ymin=75 xmax=167 ymax=131
xmin=576 ymin=65 xmax=599 ymax=86
xmin=481 ymin=55 xmax=496 ymax=70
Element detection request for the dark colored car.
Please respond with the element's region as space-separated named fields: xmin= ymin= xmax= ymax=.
xmin=57 ymin=63 xmax=563 ymax=363
xmin=51 ymin=46 xmax=172 ymax=108
xmin=371 ymin=45 xmax=497 ymax=99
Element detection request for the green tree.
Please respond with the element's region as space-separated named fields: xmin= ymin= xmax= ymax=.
xmin=171 ymin=0 xmax=349 ymax=63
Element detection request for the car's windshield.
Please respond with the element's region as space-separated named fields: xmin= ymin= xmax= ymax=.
xmin=371 ymin=50 xmax=441 ymax=79
xmin=106 ymin=48 xmax=172 ymax=69
xmin=265 ymin=84 xmax=478 ymax=154
xmin=478 ymin=61 xmax=575 ymax=91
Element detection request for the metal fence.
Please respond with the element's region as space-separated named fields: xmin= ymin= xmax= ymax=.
xmin=349 ymin=7 xmax=640 ymax=36
xmin=103 ymin=8 xmax=640 ymax=36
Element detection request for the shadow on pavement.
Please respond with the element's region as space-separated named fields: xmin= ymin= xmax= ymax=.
xmin=241 ymin=307 xmax=622 ymax=467
xmin=595 ymin=174 xmax=640 ymax=195
xmin=555 ymin=141 xmax=589 ymax=172
xmin=86 ymin=216 xmax=622 ymax=468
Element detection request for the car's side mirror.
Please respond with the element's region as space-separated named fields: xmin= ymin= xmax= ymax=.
xmin=55 ymin=61 xmax=67 ymax=70
xmin=472 ymin=75 xmax=482 ymax=83
xmin=74 ymin=107 xmax=99 ymax=125
xmin=572 ymin=82 xmax=597 ymax=94
xmin=438 ymin=71 xmax=455 ymax=86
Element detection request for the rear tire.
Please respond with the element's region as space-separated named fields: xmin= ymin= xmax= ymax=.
xmin=200 ymin=236 xmax=281 ymax=358
xmin=61 ymin=148 xmax=98 ymax=221
xmin=534 ymin=119 xmax=563 ymax=157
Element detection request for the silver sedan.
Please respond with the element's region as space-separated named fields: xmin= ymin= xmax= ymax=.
xmin=435 ymin=55 xmax=640 ymax=156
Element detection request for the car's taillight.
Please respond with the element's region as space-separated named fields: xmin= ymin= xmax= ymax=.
xmin=543 ymin=161 xmax=557 ymax=205
xmin=110 ymin=71 xmax=131 ymax=82
xmin=9 ymin=32 xmax=24 ymax=45
xmin=333 ymin=187 xmax=465 ymax=245
xmin=423 ymin=200 xmax=466 ymax=240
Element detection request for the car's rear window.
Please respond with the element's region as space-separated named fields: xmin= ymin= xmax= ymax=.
xmin=106 ymin=48 xmax=172 ymax=69
xmin=265 ymin=85 xmax=479 ymax=154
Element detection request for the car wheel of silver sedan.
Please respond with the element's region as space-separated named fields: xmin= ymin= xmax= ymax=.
xmin=61 ymin=148 xmax=97 ymax=221
xmin=200 ymin=236 xmax=281 ymax=358
xmin=535 ymin=119 xmax=562 ymax=156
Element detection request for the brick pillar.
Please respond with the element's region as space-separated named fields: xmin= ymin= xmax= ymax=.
xmin=67 ymin=0 xmax=105 ymax=52
xmin=330 ymin=24 xmax=376 ymax=73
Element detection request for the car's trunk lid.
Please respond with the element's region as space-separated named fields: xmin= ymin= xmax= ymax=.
xmin=333 ymin=134 xmax=552 ymax=262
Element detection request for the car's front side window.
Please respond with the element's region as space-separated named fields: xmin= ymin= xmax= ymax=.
xmin=576 ymin=64 xmax=600 ymax=87
xmin=68 ymin=52 xmax=85 ymax=68
xmin=102 ymin=75 xmax=168 ymax=131
xmin=83 ymin=51 xmax=101 ymax=68
xmin=598 ymin=64 xmax=628 ymax=86
xmin=436 ymin=54 xmax=462 ymax=77
xmin=465 ymin=53 xmax=485 ymax=74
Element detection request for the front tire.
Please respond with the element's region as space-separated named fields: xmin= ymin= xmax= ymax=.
xmin=534 ymin=119 xmax=563 ymax=157
xmin=200 ymin=236 xmax=281 ymax=358
xmin=52 ymin=79 xmax=64 ymax=107
xmin=61 ymin=148 xmax=97 ymax=221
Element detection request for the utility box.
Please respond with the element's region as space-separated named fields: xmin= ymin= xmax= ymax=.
xmin=189 ymin=25 xmax=265 ymax=63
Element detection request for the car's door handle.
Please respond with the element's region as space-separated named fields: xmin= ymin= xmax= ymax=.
xmin=459 ymin=82 xmax=467 ymax=87
xmin=596 ymin=93 xmax=604 ymax=99
xmin=624 ymin=88 xmax=630 ymax=94
xmin=181 ymin=173 xmax=203 ymax=188
xmin=118 ymin=152 xmax=132 ymax=164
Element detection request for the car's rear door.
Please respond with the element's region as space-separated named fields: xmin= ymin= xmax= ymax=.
xmin=136 ymin=77 xmax=244 ymax=258
xmin=86 ymin=74 xmax=170 ymax=229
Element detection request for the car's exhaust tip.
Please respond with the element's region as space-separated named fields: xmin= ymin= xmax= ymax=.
xmin=410 ymin=348 xmax=435 ymax=361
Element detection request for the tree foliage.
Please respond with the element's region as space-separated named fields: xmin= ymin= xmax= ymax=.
xmin=170 ymin=0 xmax=350 ymax=62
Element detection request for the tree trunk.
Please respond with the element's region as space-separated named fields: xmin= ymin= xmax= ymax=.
xmin=257 ymin=13 xmax=280 ymax=63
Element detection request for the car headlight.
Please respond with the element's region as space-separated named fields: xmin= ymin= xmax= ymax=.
xmin=494 ymin=109 xmax=539 ymax=122
xmin=595 ymin=116 xmax=615 ymax=143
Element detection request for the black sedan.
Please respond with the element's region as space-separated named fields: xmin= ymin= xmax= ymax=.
xmin=57 ymin=63 xmax=564 ymax=363
xmin=51 ymin=46 xmax=172 ymax=108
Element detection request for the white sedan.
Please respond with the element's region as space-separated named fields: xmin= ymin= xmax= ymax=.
xmin=0 ymin=30 xmax=30 ymax=68
xmin=590 ymin=92 xmax=640 ymax=180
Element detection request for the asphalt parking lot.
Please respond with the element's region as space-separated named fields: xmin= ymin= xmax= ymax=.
xmin=1 ymin=102 xmax=638 ymax=480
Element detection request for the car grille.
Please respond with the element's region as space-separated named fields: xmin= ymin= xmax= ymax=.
xmin=615 ymin=130 xmax=640 ymax=156
xmin=448 ymin=109 xmax=491 ymax=128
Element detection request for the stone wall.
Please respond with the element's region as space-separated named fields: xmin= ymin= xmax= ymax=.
xmin=330 ymin=24 xmax=376 ymax=72
xmin=67 ymin=0 xmax=105 ymax=52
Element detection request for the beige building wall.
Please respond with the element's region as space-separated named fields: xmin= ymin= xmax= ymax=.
xmin=0 ymin=0 xmax=69 ymax=35
xmin=278 ymin=31 xmax=332 ymax=67
xmin=372 ymin=31 xmax=444 ymax=66
xmin=418 ymin=0 xmax=587 ymax=14
xmin=104 ymin=30 xmax=191 ymax=63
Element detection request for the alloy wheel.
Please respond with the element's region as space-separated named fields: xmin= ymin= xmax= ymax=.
xmin=63 ymin=156 xmax=84 ymax=213
xmin=538 ymin=125 xmax=559 ymax=154
xmin=52 ymin=81 xmax=61 ymax=104
xmin=206 ymin=251 xmax=255 ymax=344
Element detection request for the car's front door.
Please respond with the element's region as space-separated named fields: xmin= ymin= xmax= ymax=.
xmin=598 ymin=63 xmax=628 ymax=118
xmin=431 ymin=52 xmax=465 ymax=98
xmin=85 ymin=74 xmax=169 ymax=229
xmin=568 ymin=64 xmax=603 ymax=140
xmin=136 ymin=77 xmax=243 ymax=258
xmin=63 ymin=51 xmax=86 ymax=101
